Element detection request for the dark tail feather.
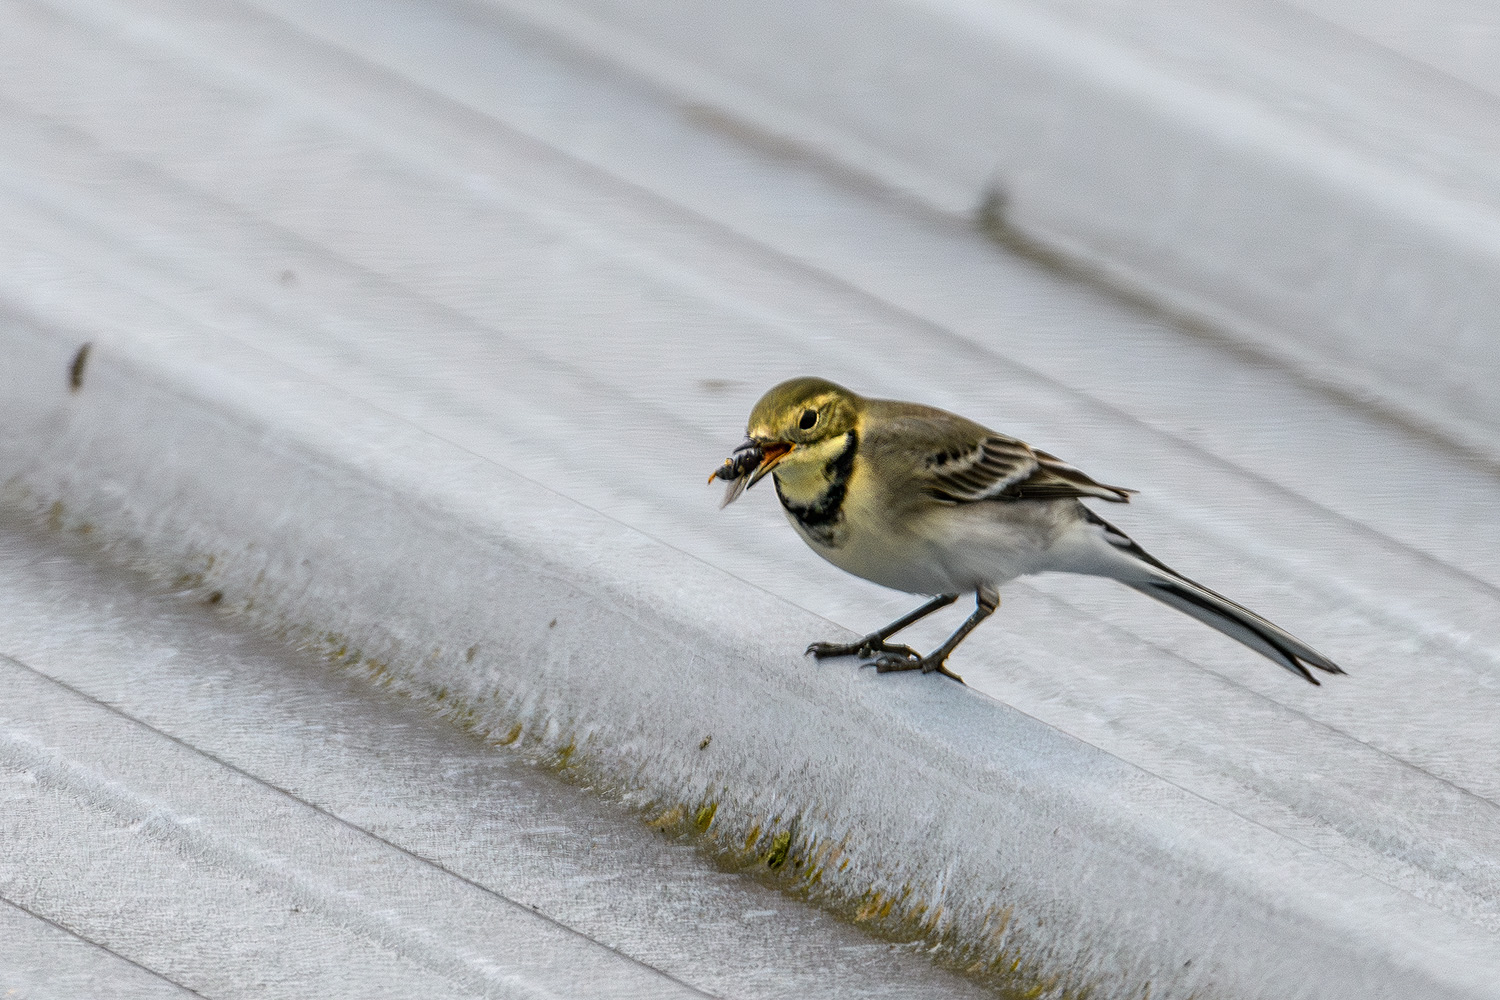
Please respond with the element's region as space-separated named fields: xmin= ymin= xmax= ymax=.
xmin=1079 ymin=507 xmax=1343 ymax=684
xmin=1127 ymin=574 xmax=1345 ymax=684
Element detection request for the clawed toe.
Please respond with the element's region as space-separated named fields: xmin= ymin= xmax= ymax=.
xmin=808 ymin=638 xmax=922 ymax=661
xmin=867 ymin=642 xmax=921 ymax=663
xmin=870 ymin=651 xmax=922 ymax=673
xmin=869 ymin=653 xmax=965 ymax=684
xmin=808 ymin=633 xmax=964 ymax=684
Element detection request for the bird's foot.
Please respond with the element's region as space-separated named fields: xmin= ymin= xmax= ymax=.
xmin=806 ymin=637 xmax=921 ymax=661
xmin=870 ymin=651 xmax=965 ymax=685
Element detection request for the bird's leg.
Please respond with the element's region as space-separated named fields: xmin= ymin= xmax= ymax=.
xmin=806 ymin=594 xmax=958 ymax=662
xmin=873 ymin=588 xmax=999 ymax=685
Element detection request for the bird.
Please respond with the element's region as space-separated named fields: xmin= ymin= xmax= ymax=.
xmin=710 ymin=376 xmax=1343 ymax=686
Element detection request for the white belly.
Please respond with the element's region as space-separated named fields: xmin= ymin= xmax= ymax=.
xmin=786 ymin=494 xmax=1077 ymax=596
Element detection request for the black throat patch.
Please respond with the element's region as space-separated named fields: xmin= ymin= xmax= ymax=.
xmin=775 ymin=430 xmax=857 ymax=548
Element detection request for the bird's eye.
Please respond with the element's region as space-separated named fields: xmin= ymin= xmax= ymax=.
xmin=798 ymin=408 xmax=818 ymax=430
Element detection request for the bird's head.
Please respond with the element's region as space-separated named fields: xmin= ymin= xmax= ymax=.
xmin=710 ymin=377 xmax=863 ymax=506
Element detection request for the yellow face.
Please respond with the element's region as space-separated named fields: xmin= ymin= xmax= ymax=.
xmin=710 ymin=377 xmax=863 ymax=505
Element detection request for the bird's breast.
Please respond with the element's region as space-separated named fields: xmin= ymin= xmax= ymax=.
xmin=774 ymin=434 xmax=946 ymax=593
xmin=773 ymin=431 xmax=856 ymax=549
xmin=781 ymin=443 xmax=1082 ymax=595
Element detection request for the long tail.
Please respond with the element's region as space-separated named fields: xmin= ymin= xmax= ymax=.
xmin=1077 ymin=508 xmax=1344 ymax=684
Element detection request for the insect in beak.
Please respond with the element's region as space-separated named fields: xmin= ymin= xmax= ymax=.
xmin=708 ymin=439 xmax=794 ymax=507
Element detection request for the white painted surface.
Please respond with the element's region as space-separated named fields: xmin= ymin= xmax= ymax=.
xmin=0 ymin=525 xmax=989 ymax=1000
xmin=480 ymin=0 xmax=1500 ymax=457
xmin=0 ymin=0 xmax=1497 ymax=996
xmin=0 ymin=899 xmax=197 ymax=1000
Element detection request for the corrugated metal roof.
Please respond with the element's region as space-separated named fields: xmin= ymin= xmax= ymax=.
xmin=3 ymin=0 xmax=1499 ymax=997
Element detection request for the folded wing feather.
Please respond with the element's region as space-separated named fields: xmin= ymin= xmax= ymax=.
xmin=924 ymin=435 xmax=1134 ymax=504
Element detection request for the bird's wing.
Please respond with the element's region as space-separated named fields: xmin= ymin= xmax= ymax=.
xmin=1007 ymin=446 xmax=1136 ymax=503
xmin=869 ymin=404 xmax=1134 ymax=504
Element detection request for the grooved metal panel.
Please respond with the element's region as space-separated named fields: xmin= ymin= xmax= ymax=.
xmin=1 ymin=0 xmax=1497 ymax=997
xmin=0 ymin=524 xmax=990 ymax=999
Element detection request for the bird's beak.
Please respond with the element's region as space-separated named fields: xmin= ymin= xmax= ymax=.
xmin=708 ymin=438 xmax=795 ymax=507
xmin=746 ymin=441 xmax=793 ymax=487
